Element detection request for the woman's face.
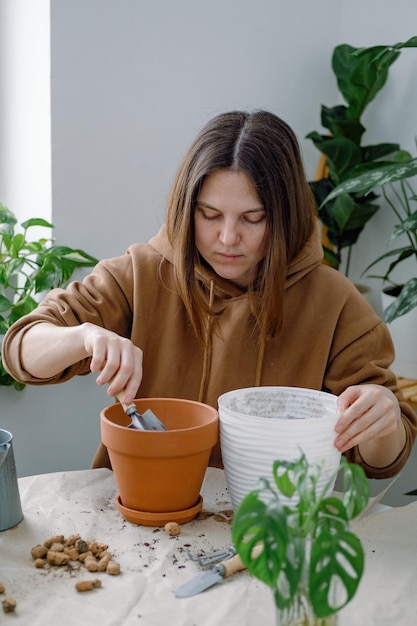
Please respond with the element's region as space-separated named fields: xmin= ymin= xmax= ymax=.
xmin=194 ymin=170 xmax=266 ymax=288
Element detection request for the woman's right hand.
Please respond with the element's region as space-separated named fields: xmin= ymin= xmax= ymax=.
xmin=20 ymin=322 xmax=142 ymax=405
xmin=83 ymin=324 xmax=143 ymax=404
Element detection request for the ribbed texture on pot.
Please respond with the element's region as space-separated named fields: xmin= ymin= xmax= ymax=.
xmin=218 ymin=387 xmax=340 ymax=509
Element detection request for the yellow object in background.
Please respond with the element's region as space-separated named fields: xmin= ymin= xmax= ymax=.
xmin=314 ymin=153 xmax=333 ymax=267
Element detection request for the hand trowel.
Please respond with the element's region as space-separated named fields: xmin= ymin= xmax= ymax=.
xmin=174 ymin=544 xmax=262 ymax=598
xmin=115 ymin=394 xmax=167 ymax=431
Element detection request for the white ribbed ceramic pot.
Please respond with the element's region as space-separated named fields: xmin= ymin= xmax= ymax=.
xmin=218 ymin=386 xmax=341 ymax=510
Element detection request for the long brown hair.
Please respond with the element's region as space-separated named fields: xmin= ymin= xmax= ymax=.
xmin=166 ymin=110 xmax=317 ymax=344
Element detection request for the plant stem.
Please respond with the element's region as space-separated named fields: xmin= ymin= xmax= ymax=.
xmin=275 ymin=590 xmax=338 ymax=626
xmin=383 ymin=185 xmax=415 ymax=251
xmin=345 ymin=245 xmax=352 ymax=278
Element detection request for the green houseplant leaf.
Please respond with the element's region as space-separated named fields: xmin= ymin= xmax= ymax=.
xmin=333 ymin=44 xmax=399 ymax=120
xmin=340 ymin=460 xmax=370 ymax=519
xmin=322 ymin=158 xmax=417 ymax=202
xmin=321 ymin=154 xmax=417 ymax=322
xmin=310 ymin=526 xmax=364 ymax=617
xmin=307 ymin=37 xmax=417 ymax=273
xmin=230 ymin=487 xmax=293 ymax=590
xmin=0 ymin=203 xmax=99 ymax=389
xmin=384 ymin=278 xmax=417 ymax=322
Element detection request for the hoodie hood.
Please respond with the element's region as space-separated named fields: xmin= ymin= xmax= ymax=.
xmin=285 ymin=219 xmax=324 ymax=287
xmin=148 ymin=220 xmax=324 ymax=295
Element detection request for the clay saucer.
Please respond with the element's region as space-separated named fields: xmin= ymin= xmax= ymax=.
xmin=115 ymin=494 xmax=203 ymax=527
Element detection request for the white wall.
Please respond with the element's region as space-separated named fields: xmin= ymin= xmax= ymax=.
xmin=1 ymin=0 xmax=417 ymax=499
xmin=49 ymin=0 xmax=342 ymax=261
xmin=0 ymin=0 xmax=51 ymax=222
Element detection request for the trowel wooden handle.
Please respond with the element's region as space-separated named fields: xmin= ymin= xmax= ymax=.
xmin=115 ymin=393 xmax=136 ymax=414
xmin=222 ymin=543 xmax=263 ymax=577
xmin=109 ymin=378 xmax=136 ymax=413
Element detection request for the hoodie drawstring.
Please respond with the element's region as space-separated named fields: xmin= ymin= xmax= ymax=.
xmin=255 ymin=331 xmax=266 ymax=387
xmin=198 ymin=280 xmax=215 ymax=403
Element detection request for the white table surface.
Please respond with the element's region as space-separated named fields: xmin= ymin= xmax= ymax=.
xmin=1 ymin=467 xmax=416 ymax=625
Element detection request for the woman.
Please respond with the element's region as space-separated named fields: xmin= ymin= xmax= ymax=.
xmin=3 ymin=110 xmax=416 ymax=474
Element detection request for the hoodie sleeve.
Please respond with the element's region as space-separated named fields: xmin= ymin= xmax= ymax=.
xmin=2 ymin=252 xmax=136 ymax=385
xmin=323 ymin=298 xmax=417 ymax=479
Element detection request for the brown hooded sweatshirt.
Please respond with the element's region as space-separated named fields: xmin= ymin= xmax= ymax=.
xmin=3 ymin=223 xmax=416 ymax=476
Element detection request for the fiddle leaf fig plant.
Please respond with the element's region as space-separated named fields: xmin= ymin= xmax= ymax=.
xmin=0 ymin=203 xmax=98 ymax=389
xmin=231 ymin=454 xmax=369 ymax=624
xmin=307 ymin=35 xmax=417 ymax=273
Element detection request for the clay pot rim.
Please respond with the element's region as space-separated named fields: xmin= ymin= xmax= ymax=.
xmin=100 ymin=396 xmax=219 ymax=434
xmin=100 ymin=418 xmax=217 ymax=434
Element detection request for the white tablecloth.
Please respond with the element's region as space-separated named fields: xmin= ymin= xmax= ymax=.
xmin=1 ymin=468 xmax=416 ymax=625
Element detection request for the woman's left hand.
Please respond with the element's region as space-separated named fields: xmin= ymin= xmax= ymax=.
xmin=334 ymin=384 xmax=401 ymax=454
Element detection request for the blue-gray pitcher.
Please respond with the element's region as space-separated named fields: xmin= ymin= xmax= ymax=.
xmin=0 ymin=429 xmax=23 ymax=531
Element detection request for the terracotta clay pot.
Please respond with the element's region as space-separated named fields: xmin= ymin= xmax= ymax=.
xmin=100 ymin=397 xmax=218 ymax=526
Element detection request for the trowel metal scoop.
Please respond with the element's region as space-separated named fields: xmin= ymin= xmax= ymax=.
xmin=116 ymin=395 xmax=167 ymax=431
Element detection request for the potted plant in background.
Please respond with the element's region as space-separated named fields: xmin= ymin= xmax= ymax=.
xmin=307 ymin=36 xmax=417 ymax=275
xmin=0 ymin=203 xmax=98 ymax=389
xmin=321 ymin=151 xmax=417 ymax=378
xmin=231 ymin=454 xmax=369 ymax=626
